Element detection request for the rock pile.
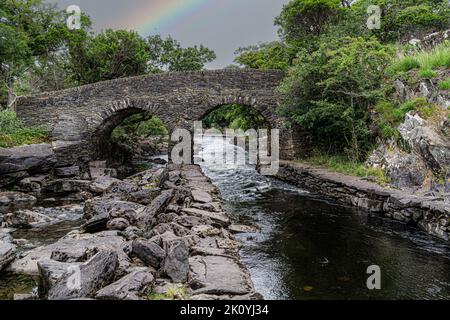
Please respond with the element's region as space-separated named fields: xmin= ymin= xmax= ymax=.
xmin=8 ymin=164 xmax=260 ymax=300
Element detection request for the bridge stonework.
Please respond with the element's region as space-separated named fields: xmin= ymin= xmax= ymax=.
xmin=16 ymin=70 xmax=305 ymax=167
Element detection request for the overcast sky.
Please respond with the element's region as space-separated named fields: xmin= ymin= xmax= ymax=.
xmin=48 ymin=0 xmax=290 ymax=69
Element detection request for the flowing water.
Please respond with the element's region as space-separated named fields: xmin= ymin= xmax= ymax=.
xmin=197 ymin=134 xmax=450 ymax=300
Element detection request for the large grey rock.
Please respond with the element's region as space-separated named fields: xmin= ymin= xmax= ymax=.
xmin=9 ymin=231 xmax=129 ymax=275
xmin=0 ymin=192 xmax=37 ymax=214
xmin=0 ymin=171 xmax=28 ymax=188
xmin=132 ymin=239 xmax=165 ymax=269
xmin=47 ymin=250 xmax=119 ymax=300
xmin=399 ymin=113 xmax=450 ymax=174
xmin=95 ymin=268 xmax=154 ymax=300
xmin=37 ymin=259 xmax=82 ymax=298
xmin=3 ymin=209 xmax=58 ymax=229
xmin=54 ymin=166 xmax=80 ymax=178
xmin=89 ymin=176 xmax=122 ymax=194
xmin=84 ymin=198 xmax=145 ymax=220
xmin=0 ymin=143 xmax=56 ymax=175
xmin=107 ymin=218 xmax=130 ymax=231
xmin=43 ymin=179 xmax=91 ymax=194
xmin=106 ymin=180 xmax=161 ymax=205
xmin=0 ymin=241 xmax=16 ymax=270
xmin=189 ymin=256 xmax=254 ymax=295
xmin=136 ymin=189 xmax=174 ymax=231
xmin=163 ymin=239 xmax=189 ymax=283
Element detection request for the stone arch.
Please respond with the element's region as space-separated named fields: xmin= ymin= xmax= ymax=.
xmin=15 ymin=69 xmax=308 ymax=167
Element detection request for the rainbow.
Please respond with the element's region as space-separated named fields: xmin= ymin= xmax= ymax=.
xmin=119 ymin=0 xmax=218 ymax=35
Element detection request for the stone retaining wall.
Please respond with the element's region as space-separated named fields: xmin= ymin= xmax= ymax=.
xmin=276 ymin=161 xmax=450 ymax=241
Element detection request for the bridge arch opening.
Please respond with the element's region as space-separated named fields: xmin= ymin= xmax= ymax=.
xmin=91 ymin=107 xmax=169 ymax=175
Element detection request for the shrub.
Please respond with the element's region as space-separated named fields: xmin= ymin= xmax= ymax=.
xmin=0 ymin=110 xmax=49 ymax=148
xmin=279 ymin=37 xmax=393 ymax=161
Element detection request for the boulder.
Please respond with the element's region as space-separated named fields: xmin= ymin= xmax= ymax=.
xmin=163 ymin=238 xmax=189 ymax=283
xmin=95 ymin=268 xmax=154 ymax=300
xmin=43 ymin=179 xmax=91 ymax=194
xmin=37 ymin=259 xmax=82 ymax=298
xmin=0 ymin=171 xmax=28 ymax=188
xmin=0 ymin=143 xmax=56 ymax=175
xmin=0 ymin=192 xmax=37 ymax=214
xmin=9 ymin=231 xmax=129 ymax=275
xmin=136 ymin=189 xmax=174 ymax=231
xmin=47 ymin=250 xmax=119 ymax=300
xmin=107 ymin=218 xmax=130 ymax=231
xmin=89 ymin=176 xmax=122 ymax=194
xmin=3 ymin=209 xmax=58 ymax=229
xmin=54 ymin=166 xmax=80 ymax=178
xmin=0 ymin=241 xmax=16 ymax=270
xmin=81 ymin=213 xmax=109 ymax=233
xmin=106 ymin=180 xmax=161 ymax=205
xmin=132 ymin=239 xmax=165 ymax=269
xmin=84 ymin=198 xmax=145 ymax=220
xmin=189 ymin=256 xmax=253 ymax=295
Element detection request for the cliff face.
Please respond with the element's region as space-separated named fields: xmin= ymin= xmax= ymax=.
xmin=367 ymin=72 xmax=450 ymax=197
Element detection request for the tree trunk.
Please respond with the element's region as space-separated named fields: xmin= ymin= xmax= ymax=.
xmin=6 ymin=78 xmax=16 ymax=112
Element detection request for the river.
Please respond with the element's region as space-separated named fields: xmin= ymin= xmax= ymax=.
xmin=197 ymin=134 xmax=450 ymax=300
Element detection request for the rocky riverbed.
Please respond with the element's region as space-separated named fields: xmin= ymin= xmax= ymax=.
xmin=0 ymin=164 xmax=260 ymax=300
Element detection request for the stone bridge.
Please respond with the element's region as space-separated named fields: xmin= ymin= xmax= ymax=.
xmin=16 ymin=69 xmax=304 ymax=167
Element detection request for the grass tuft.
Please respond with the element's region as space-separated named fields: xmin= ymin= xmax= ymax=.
xmin=300 ymin=155 xmax=390 ymax=185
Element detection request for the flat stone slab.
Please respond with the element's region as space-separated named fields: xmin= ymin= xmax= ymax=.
xmin=191 ymin=189 xmax=213 ymax=204
xmin=182 ymin=208 xmax=230 ymax=227
xmin=189 ymin=255 xmax=254 ymax=295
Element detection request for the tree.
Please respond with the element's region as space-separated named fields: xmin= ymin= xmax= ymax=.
xmin=234 ymin=42 xmax=293 ymax=70
xmin=146 ymin=35 xmax=216 ymax=72
xmin=275 ymin=0 xmax=343 ymax=50
xmin=278 ymin=37 xmax=394 ymax=160
xmin=0 ymin=0 xmax=69 ymax=108
xmin=68 ymin=29 xmax=150 ymax=84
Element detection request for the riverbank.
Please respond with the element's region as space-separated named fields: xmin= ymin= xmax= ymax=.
xmin=0 ymin=164 xmax=260 ymax=300
xmin=276 ymin=161 xmax=450 ymax=241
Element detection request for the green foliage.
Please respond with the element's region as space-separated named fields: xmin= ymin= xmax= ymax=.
xmin=301 ymin=154 xmax=390 ymax=185
xmin=279 ymin=37 xmax=393 ymax=160
xmin=0 ymin=110 xmax=49 ymax=147
xmin=69 ymin=29 xmax=151 ymax=84
xmin=234 ymin=42 xmax=293 ymax=70
xmin=275 ymin=0 xmax=343 ymax=50
xmin=111 ymin=113 xmax=168 ymax=144
xmin=352 ymin=0 xmax=450 ymax=43
xmin=202 ymin=104 xmax=266 ymax=131
xmin=439 ymin=78 xmax=450 ymax=90
xmin=0 ymin=0 xmax=79 ymax=105
xmin=146 ymin=35 xmax=216 ymax=72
